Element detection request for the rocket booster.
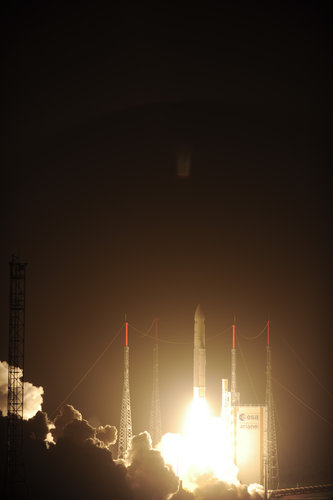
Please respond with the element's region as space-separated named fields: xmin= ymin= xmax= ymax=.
xmin=193 ymin=304 xmax=206 ymax=398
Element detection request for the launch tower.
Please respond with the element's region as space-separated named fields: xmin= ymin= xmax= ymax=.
xmin=265 ymin=320 xmax=279 ymax=491
xmin=149 ymin=318 xmax=162 ymax=447
xmin=118 ymin=322 xmax=133 ymax=460
xmin=5 ymin=256 xmax=28 ymax=499
xmin=230 ymin=318 xmax=240 ymax=406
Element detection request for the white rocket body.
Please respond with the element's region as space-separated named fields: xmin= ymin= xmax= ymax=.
xmin=193 ymin=304 xmax=206 ymax=398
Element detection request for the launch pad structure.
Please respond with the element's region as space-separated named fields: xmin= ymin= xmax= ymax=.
xmin=4 ymin=256 xmax=29 ymax=499
xmin=194 ymin=304 xmax=279 ymax=491
xmin=265 ymin=320 xmax=279 ymax=491
xmin=118 ymin=321 xmax=133 ymax=460
xmin=149 ymin=318 xmax=162 ymax=448
xmin=119 ymin=317 xmax=163 ymax=457
xmin=2 ymin=254 xmax=279 ymax=491
xmin=117 ymin=304 xmax=279 ymax=490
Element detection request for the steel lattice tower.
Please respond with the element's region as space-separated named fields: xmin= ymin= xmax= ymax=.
xmin=265 ymin=320 xmax=279 ymax=492
xmin=5 ymin=255 xmax=28 ymax=499
xmin=118 ymin=322 xmax=133 ymax=460
xmin=149 ymin=319 xmax=162 ymax=447
xmin=231 ymin=319 xmax=240 ymax=406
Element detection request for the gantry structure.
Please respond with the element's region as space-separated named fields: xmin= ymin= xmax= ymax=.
xmin=265 ymin=320 xmax=279 ymax=492
xmin=118 ymin=321 xmax=133 ymax=460
xmin=149 ymin=318 xmax=162 ymax=447
xmin=5 ymin=255 xmax=29 ymax=499
xmin=230 ymin=319 xmax=240 ymax=406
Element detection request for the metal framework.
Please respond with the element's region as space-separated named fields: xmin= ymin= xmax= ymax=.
xmin=149 ymin=319 xmax=162 ymax=447
xmin=265 ymin=320 xmax=279 ymax=492
xmin=118 ymin=322 xmax=133 ymax=460
xmin=231 ymin=321 xmax=240 ymax=406
xmin=5 ymin=255 xmax=28 ymax=499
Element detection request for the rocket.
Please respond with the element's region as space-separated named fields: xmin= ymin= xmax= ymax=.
xmin=193 ymin=304 xmax=206 ymax=398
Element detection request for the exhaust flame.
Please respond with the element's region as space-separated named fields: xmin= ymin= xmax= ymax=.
xmin=159 ymin=395 xmax=239 ymax=492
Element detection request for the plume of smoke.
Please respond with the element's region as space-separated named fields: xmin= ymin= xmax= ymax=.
xmin=170 ymin=488 xmax=195 ymax=500
xmin=193 ymin=478 xmax=264 ymax=499
xmin=248 ymin=483 xmax=265 ymax=497
xmin=0 ymin=402 xmax=264 ymax=500
xmin=24 ymin=410 xmax=50 ymax=441
xmin=62 ymin=417 xmax=96 ymax=444
xmin=51 ymin=403 xmax=82 ymax=441
xmin=96 ymin=424 xmax=117 ymax=446
xmin=52 ymin=404 xmax=117 ymax=449
xmin=126 ymin=431 xmax=179 ymax=500
xmin=0 ymin=360 xmax=43 ymax=419
xmin=44 ymin=404 xmax=131 ymax=499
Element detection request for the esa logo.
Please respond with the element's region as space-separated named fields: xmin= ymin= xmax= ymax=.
xmin=239 ymin=413 xmax=259 ymax=421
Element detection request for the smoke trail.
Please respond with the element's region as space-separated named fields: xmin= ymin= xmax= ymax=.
xmin=0 ymin=360 xmax=44 ymax=419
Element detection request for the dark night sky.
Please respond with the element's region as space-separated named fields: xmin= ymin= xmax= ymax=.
xmin=1 ymin=0 xmax=332 ymax=486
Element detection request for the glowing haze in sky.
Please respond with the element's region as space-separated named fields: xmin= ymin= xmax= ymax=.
xmin=1 ymin=0 xmax=332 ymax=491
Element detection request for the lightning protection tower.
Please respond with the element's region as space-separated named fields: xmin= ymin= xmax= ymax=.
xmin=265 ymin=320 xmax=279 ymax=492
xmin=118 ymin=321 xmax=133 ymax=460
xmin=5 ymin=255 xmax=28 ymax=499
xmin=231 ymin=318 xmax=240 ymax=406
xmin=149 ymin=318 xmax=162 ymax=447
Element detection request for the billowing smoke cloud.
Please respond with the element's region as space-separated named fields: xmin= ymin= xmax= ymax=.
xmin=24 ymin=410 xmax=50 ymax=441
xmin=126 ymin=431 xmax=179 ymax=499
xmin=170 ymin=489 xmax=195 ymax=500
xmin=62 ymin=416 xmax=96 ymax=444
xmin=51 ymin=403 xmax=82 ymax=441
xmin=0 ymin=361 xmax=44 ymax=419
xmin=192 ymin=478 xmax=263 ymax=499
xmin=0 ymin=403 xmax=265 ymax=500
xmin=169 ymin=475 xmax=264 ymax=500
xmin=96 ymin=424 xmax=117 ymax=446
xmin=52 ymin=403 xmax=117 ymax=448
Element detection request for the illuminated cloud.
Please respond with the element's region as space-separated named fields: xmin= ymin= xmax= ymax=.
xmin=127 ymin=431 xmax=179 ymax=499
xmin=51 ymin=403 xmax=82 ymax=441
xmin=0 ymin=402 xmax=266 ymax=499
xmin=96 ymin=424 xmax=117 ymax=447
xmin=52 ymin=404 xmax=117 ymax=449
xmin=0 ymin=360 xmax=43 ymax=419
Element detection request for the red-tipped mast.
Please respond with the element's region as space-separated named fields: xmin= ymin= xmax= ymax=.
xmin=232 ymin=316 xmax=236 ymax=348
xmin=154 ymin=318 xmax=158 ymax=344
xmin=231 ymin=315 xmax=238 ymax=405
xmin=125 ymin=321 xmax=129 ymax=347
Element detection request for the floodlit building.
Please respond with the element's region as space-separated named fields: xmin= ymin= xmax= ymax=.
xmin=221 ymin=390 xmax=266 ymax=485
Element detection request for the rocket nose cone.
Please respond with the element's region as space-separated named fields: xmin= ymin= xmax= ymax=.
xmin=195 ymin=304 xmax=205 ymax=321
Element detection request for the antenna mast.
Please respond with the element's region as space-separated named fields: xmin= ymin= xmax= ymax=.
xmin=5 ymin=255 xmax=28 ymax=499
xmin=118 ymin=321 xmax=133 ymax=460
xmin=265 ymin=319 xmax=279 ymax=491
xmin=149 ymin=318 xmax=162 ymax=447
xmin=231 ymin=316 xmax=240 ymax=406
